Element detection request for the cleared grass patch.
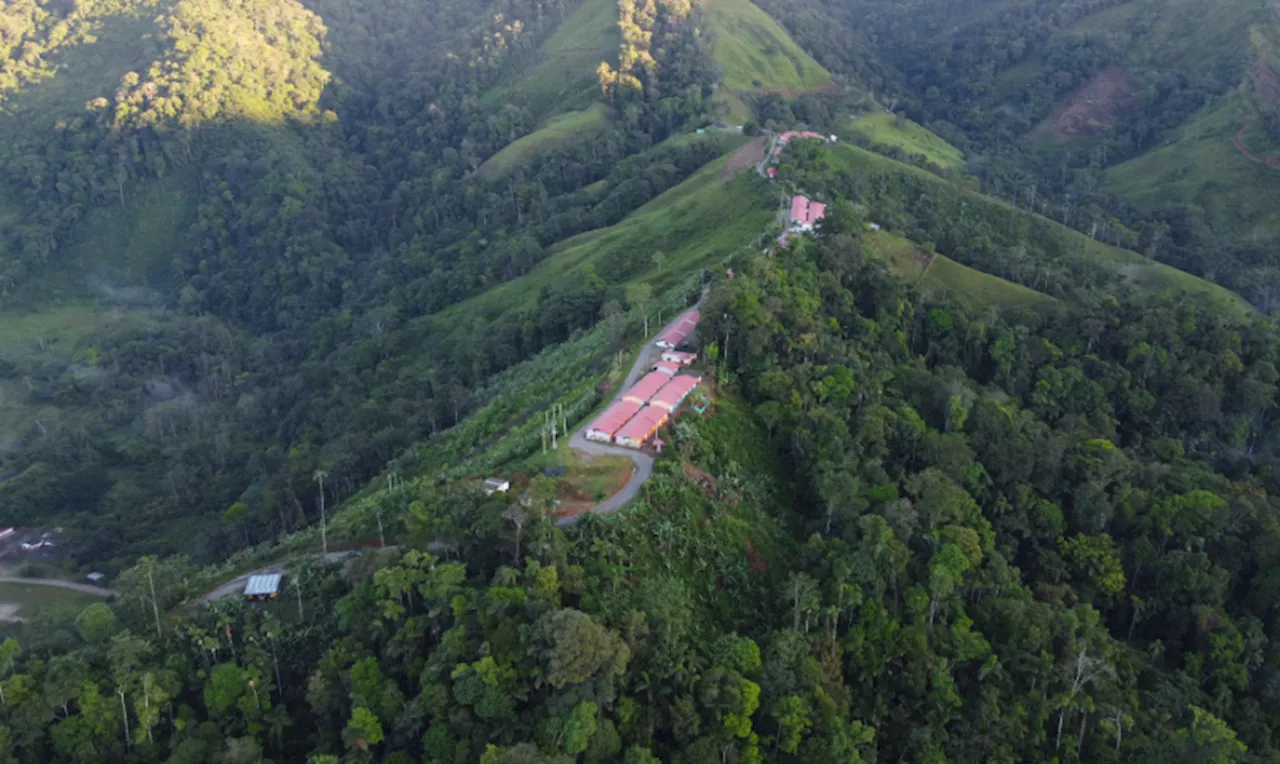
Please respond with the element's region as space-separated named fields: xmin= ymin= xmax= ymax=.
xmin=0 ymin=581 xmax=100 ymax=620
xmin=481 ymin=0 xmax=619 ymax=116
xmin=706 ymin=0 xmax=831 ymax=92
xmin=849 ymin=112 xmax=966 ymax=170
xmin=1105 ymin=96 xmax=1280 ymax=249
xmin=863 ymin=229 xmax=1054 ymax=309
xmin=478 ymin=104 xmax=612 ymax=180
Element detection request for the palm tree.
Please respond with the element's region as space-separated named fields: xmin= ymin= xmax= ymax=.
xmin=313 ymin=470 xmax=329 ymax=557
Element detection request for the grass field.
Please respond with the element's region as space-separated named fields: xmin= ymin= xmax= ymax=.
xmin=848 ymin=112 xmax=966 ymax=170
xmin=0 ymin=581 xmax=100 ymax=620
xmin=480 ymin=0 xmax=619 ymax=117
xmin=706 ymin=0 xmax=832 ymax=92
xmin=520 ymin=445 xmax=634 ymax=515
xmin=478 ymin=104 xmax=613 ymax=180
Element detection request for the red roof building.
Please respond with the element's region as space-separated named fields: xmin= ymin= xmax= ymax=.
xmin=651 ymin=374 xmax=702 ymax=411
xmin=653 ymin=361 xmax=681 ymax=376
xmin=623 ymin=370 xmax=674 ymax=404
xmin=788 ymin=196 xmax=827 ymax=231
xmin=615 ymin=406 xmax=669 ymax=448
xmin=655 ymin=309 xmax=701 ymax=349
xmin=585 ymin=399 xmax=644 ymax=442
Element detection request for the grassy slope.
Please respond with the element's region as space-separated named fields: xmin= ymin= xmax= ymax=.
xmin=706 ymin=0 xmax=831 ymax=92
xmin=480 ymin=0 xmax=619 ymax=117
xmin=988 ymin=0 xmax=1279 ymax=242
xmin=0 ymin=582 xmax=99 ymax=618
xmin=862 ymin=229 xmax=1053 ymax=309
xmin=453 ymin=142 xmax=772 ymax=322
xmin=1104 ymin=98 xmax=1280 ymax=244
xmin=478 ymin=104 xmax=613 ymax=180
xmin=827 ymin=144 xmax=1252 ymax=314
xmin=848 ymin=112 xmax=966 ymax=170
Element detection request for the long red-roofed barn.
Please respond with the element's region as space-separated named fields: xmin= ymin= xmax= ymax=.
xmin=650 ymin=374 xmax=702 ymax=411
xmin=655 ymin=309 xmax=700 ymax=349
xmin=584 ymin=399 xmax=644 ymax=442
xmin=614 ymin=406 xmax=669 ymax=449
xmin=623 ymin=370 xmax=674 ymax=404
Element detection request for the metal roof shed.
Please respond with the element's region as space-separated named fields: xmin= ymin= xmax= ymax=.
xmin=623 ymin=371 xmax=674 ymax=404
xmin=244 ymin=573 xmax=283 ymax=600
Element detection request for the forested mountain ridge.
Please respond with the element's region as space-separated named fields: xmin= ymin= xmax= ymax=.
xmin=0 ymin=0 xmax=724 ymax=564
xmin=5 ymin=0 xmax=1280 ymax=762
xmin=760 ymin=0 xmax=1280 ymax=308
xmin=6 ymin=220 xmax=1280 ymax=763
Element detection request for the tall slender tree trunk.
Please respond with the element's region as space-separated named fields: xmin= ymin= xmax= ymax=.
xmin=147 ymin=566 xmax=162 ymax=639
xmin=118 ymin=688 xmax=131 ymax=749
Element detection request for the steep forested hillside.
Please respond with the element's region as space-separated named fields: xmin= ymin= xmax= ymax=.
xmin=0 ymin=0 xmax=721 ymax=565
xmin=5 ymin=0 xmax=1280 ymax=762
xmin=6 ymin=221 xmax=1280 ymax=763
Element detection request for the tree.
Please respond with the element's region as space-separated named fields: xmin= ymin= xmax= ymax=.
xmin=561 ymin=700 xmax=598 ymax=755
xmin=530 ymin=609 xmax=630 ymax=689
xmin=625 ymin=283 xmax=655 ymax=337
xmin=76 ymin=603 xmax=118 ymax=643
xmin=314 ymin=470 xmax=329 ymax=557
xmin=108 ymin=632 xmax=151 ymax=749
xmin=344 ymin=706 xmax=384 ymax=751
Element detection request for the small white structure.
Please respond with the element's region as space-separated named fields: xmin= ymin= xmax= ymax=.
xmin=0 ymin=528 xmax=14 ymax=541
xmin=483 ymin=478 xmax=511 ymax=496
xmin=244 ymin=573 xmax=283 ymax=601
xmin=86 ymin=572 xmax=106 ymax=585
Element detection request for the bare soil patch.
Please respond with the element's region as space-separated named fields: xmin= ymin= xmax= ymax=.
xmin=722 ymin=136 xmax=767 ymax=183
xmin=1030 ymin=66 xmax=1138 ymax=141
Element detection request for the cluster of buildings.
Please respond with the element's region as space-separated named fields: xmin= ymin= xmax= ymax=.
xmin=585 ymin=310 xmax=704 ymax=450
xmin=778 ymin=194 xmax=829 ymax=247
xmin=769 ymin=130 xmax=833 ymax=160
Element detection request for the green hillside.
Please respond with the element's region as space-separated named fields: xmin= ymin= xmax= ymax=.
xmin=807 ymin=143 xmax=1251 ymax=315
xmin=448 ymin=138 xmax=771 ymax=324
xmin=706 ymin=0 xmax=832 ymax=92
xmin=864 ymin=229 xmax=1053 ymax=309
xmin=477 ymin=104 xmax=613 ymax=180
xmin=848 ymin=112 xmax=966 ymax=170
xmin=480 ymin=0 xmax=619 ymax=116
xmin=1104 ymin=97 xmax=1280 ymax=244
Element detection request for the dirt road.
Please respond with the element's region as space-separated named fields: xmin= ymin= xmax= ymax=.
xmin=0 ymin=576 xmax=116 ymax=597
